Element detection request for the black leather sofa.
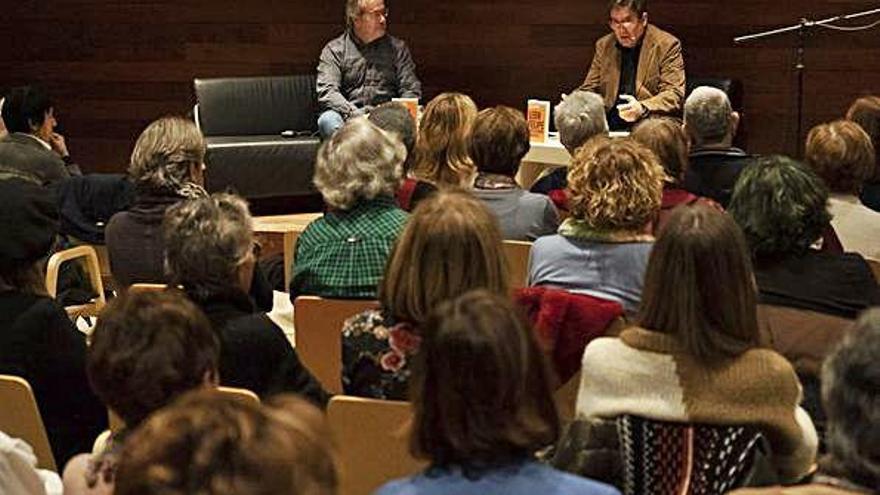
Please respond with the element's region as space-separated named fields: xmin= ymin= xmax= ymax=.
xmin=194 ymin=74 xmax=320 ymax=200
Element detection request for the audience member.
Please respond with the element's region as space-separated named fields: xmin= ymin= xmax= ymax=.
xmin=530 ymin=90 xmax=608 ymax=199
xmin=368 ymin=101 xmax=437 ymax=211
xmin=342 ymin=189 xmax=509 ymax=399
xmin=290 ymin=117 xmax=407 ymax=299
xmin=683 ymin=86 xmax=754 ymax=207
xmin=731 ymin=308 xmax=880 ymax=494
xmin=630 ymin=116 xmax=721 ymax=231
xmin=730 ymin=156 xmax=880 ymax=321
xmin=845 ymin=95 xmax=880 ymax=211
xmin=412 ymin=92 xmax=478 ymax=187
xmin=114 ymin=391 xmax=339 ymax=495
xmin=805 ymin=119 xmax=880 ymax=260
xmin=376 ymin=290 xmax=619 ymax=495
xmin=528 ymin=137 xmax=662 ymax=315
xmin=552 ymin=204 xmax=818 ymax=486
xmin=728 ymin=156 xmax=879 ymax=422
xmin=0 ymin=177 xmax=106 ymax=467
xmin=105 ymin=116 xmax=271 ymax=308
xmin=316 ymin=0 xmax=421 ymax=139
xmin=0 ymin=431 xmax=62 ymax=495
xmin=62 ymin=290 xmax=220 ymax=495
xmin=164 ymin=193 xmax=328 ymax=404
xmin=470 ymin=106 xmax=559 ymax=240
xmin=0 ymin=86 xmax=81 ymax=184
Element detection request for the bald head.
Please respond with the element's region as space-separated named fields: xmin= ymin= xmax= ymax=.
xmin=684 ymin=86 xmax=738 ymax=147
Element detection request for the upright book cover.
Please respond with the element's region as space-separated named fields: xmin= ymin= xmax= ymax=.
xmin=527 ymin=100 xmax=550 ymax=143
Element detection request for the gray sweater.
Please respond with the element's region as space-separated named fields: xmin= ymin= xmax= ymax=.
xmin=474 ymin=188 xmax=559 ymax=241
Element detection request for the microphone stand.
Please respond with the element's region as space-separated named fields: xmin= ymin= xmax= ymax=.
xmin=734 ymin=7 xmax=880 ymax=156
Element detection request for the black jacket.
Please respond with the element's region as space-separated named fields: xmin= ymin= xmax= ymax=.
xmin=191 ymin=289 xmax=329 ymax=407
xmin=0 ymin=291 xmax=107 ymax=467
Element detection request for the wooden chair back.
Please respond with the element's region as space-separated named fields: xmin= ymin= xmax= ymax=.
xmin=293 ymin=296 xmax=378 ymax=394
xmin=327 ymin=395 xmax=425 ymax=495
xmin=867 ymin=258 xmax=880 ymax=284
xmin=126 ymin=283 xmax=168 ymax=294
xmin=45 ymin=245 xmax=107 ymax=319
xmin=502 ymin=240 xmax=532 ymax=290
xmin=0 ymin=375 xmax=57 ymax=471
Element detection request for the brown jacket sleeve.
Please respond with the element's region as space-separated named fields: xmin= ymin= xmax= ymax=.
xmin=639 ymin=34 xmax=685 ymax=115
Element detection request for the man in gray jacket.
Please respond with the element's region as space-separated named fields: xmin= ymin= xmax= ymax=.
xmin=316 ymin=0 xmax=421 ymax=138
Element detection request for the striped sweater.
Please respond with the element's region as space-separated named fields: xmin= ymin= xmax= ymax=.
xmin=576 ymin=326 xmax=818 ymax=483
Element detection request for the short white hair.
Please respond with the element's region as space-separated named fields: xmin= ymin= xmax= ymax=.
xmin=554 ymin=91 xmax=608 ymax=153
xmin=314 ymin=117 xmax=405 ymax=210
xmin=684 ymin=86 xmax=733 ymax=145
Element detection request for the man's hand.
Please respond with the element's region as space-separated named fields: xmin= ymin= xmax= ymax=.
xmin=48 ymin=132 xmax=69 ymax=158
xmin=616 ymin=94 xmax=647 ymax=123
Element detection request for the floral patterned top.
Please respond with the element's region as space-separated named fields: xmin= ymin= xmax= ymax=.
xmin=342 ymin=308 xmax=421 ymax=400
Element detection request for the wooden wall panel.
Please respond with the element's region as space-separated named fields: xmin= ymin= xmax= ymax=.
xmin=2 ymin=1 xmax=879 ymax=173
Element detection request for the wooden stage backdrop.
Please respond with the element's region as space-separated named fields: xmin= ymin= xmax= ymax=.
xmin=2 ymin=1 xmax=879 ymax=173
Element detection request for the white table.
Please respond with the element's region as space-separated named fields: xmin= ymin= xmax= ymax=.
xmin=518 ymin=132 xmax=630 ymax=188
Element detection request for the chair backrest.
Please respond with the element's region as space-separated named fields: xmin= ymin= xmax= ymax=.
xmin=293 ymin=296 xmax=378 ymax=394
xmin=45 ymin=245 xmax=107 ymax=319
xmin=867 ymin=258 xmax=880 ymax=284
xmin=327 ymin=395 xmax=425 ymax=495
xmin=0 ymin=375 xmax=57 ymax=471
xmin=126 ymin=283 xmax=169 ymax=294
xmin=194 ymin=74 xmax=318 ymax=136
xmin=502 ymin=240 xmax=532 ymax=290
xmin=617 ymin=415 xmax=762 ymax=495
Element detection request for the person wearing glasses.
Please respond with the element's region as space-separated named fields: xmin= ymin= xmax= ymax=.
xmin=579 ymin=0 xmax=685 ymax=131
xmin=316 ymin=0 xmax=422 ymax=139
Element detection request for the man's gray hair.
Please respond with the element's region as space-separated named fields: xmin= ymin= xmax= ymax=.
xmin=554 ymin=91 xmax=608 ymax=153
xmin=314 ymin=117 xmax=405 ymax=210
xmin=821 ymin=308 xmax=880 ymax=487
xmin=345 ymin=0 xmax=368 ymax=28
xmin=163 ymin=193 xmax=253 ymax=301
xmin=684 ymin=86 xmax=733 ymax=146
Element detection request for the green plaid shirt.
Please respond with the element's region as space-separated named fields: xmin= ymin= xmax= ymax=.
xmin=289 ymin=197 xmax=408 ymax=299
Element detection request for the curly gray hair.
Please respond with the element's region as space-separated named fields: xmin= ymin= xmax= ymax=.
xmin=684 ymin=86 xmax=733 ymax=146
xmin=162 ymin=193 xmax=252 ymax=300
xmin=314 ymin=117 xmax=405 ymax=210
xmin=129 ymin=116 xmax=206 ymax=195
xmin=345 ymin=0 xmax=368 ymax=28
xmin=554 ymin=91 xmax=608 ymax=153
xmin=821 ymin=308 xmax=880 ymax=488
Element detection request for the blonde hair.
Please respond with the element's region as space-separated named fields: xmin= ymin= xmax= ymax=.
xmin=413 ymin=93 xmax=478 ymax=187
xmin=380 ymin=189 xmax=509 ymax=325
xmin=129 ymin=116 xmax=206 ymax=193
xmin=567 ymin=137 xmax=664 ymax=231
xmin=313 ymin=117 xmax=405 ymax=211
xmin=115 ymin=391 xmax=339 ymax=495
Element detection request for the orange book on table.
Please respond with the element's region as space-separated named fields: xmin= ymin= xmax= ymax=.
xmin=527 ymin=99 xmax=550 ymax=143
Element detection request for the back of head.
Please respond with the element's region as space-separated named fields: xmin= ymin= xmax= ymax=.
xmin=684 ymin=86 xmax=733 ymax=147
xmin=631 ymin=117 xmax=688 ymax=183
xmin=1 ymin=86 xmax=52 ymax=134
xmin=805 ymin=119 xmax=875 ymax=194
xmin=821 ymin=308 xmax=880 ymax=488
xmin=368 ymin=102 xmax=416 ymax=167
xmin=115 ymin=391 xmax=338 ymax=495
xmin=846 ymin=96 xmax=880 ymax=181
xmin=410 ymin=290 xmax=558 ymax=470
xmin=129 ymin=116 xmax=206 ymax=195
xmin=0 ymin=177 xmax=58 ymax=294
xmin=314 ymin=117 xmax=404 ymax=210
xmin=469 ymin=106 xmax=530 ymax=177
xmin=413 ymin=92 xmax=478 ymax=187
xmin=639 ymin=204 xmax=759 ymax=362
xmin=87 ymin=290 xmax=219 ymax=427
xmin=728 ymin=155 xmax=831 ymax=257
xmin=163 ymin=193 xmax=253 ymax=301
xmin=380 ymin=189 xmax=508 ymax=325
xmin=567 ymin=137 xmax=664 ymax=231
xmin=553 ymin=91 xmax=608 ymax=153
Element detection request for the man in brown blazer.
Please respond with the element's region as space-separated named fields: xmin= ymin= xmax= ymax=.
xmin=580 ymin=0 xmax=685 ymax=130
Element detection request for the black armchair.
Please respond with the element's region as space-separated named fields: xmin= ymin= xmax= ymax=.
xmin=194 ymin=74 xmax=320 ymax=200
